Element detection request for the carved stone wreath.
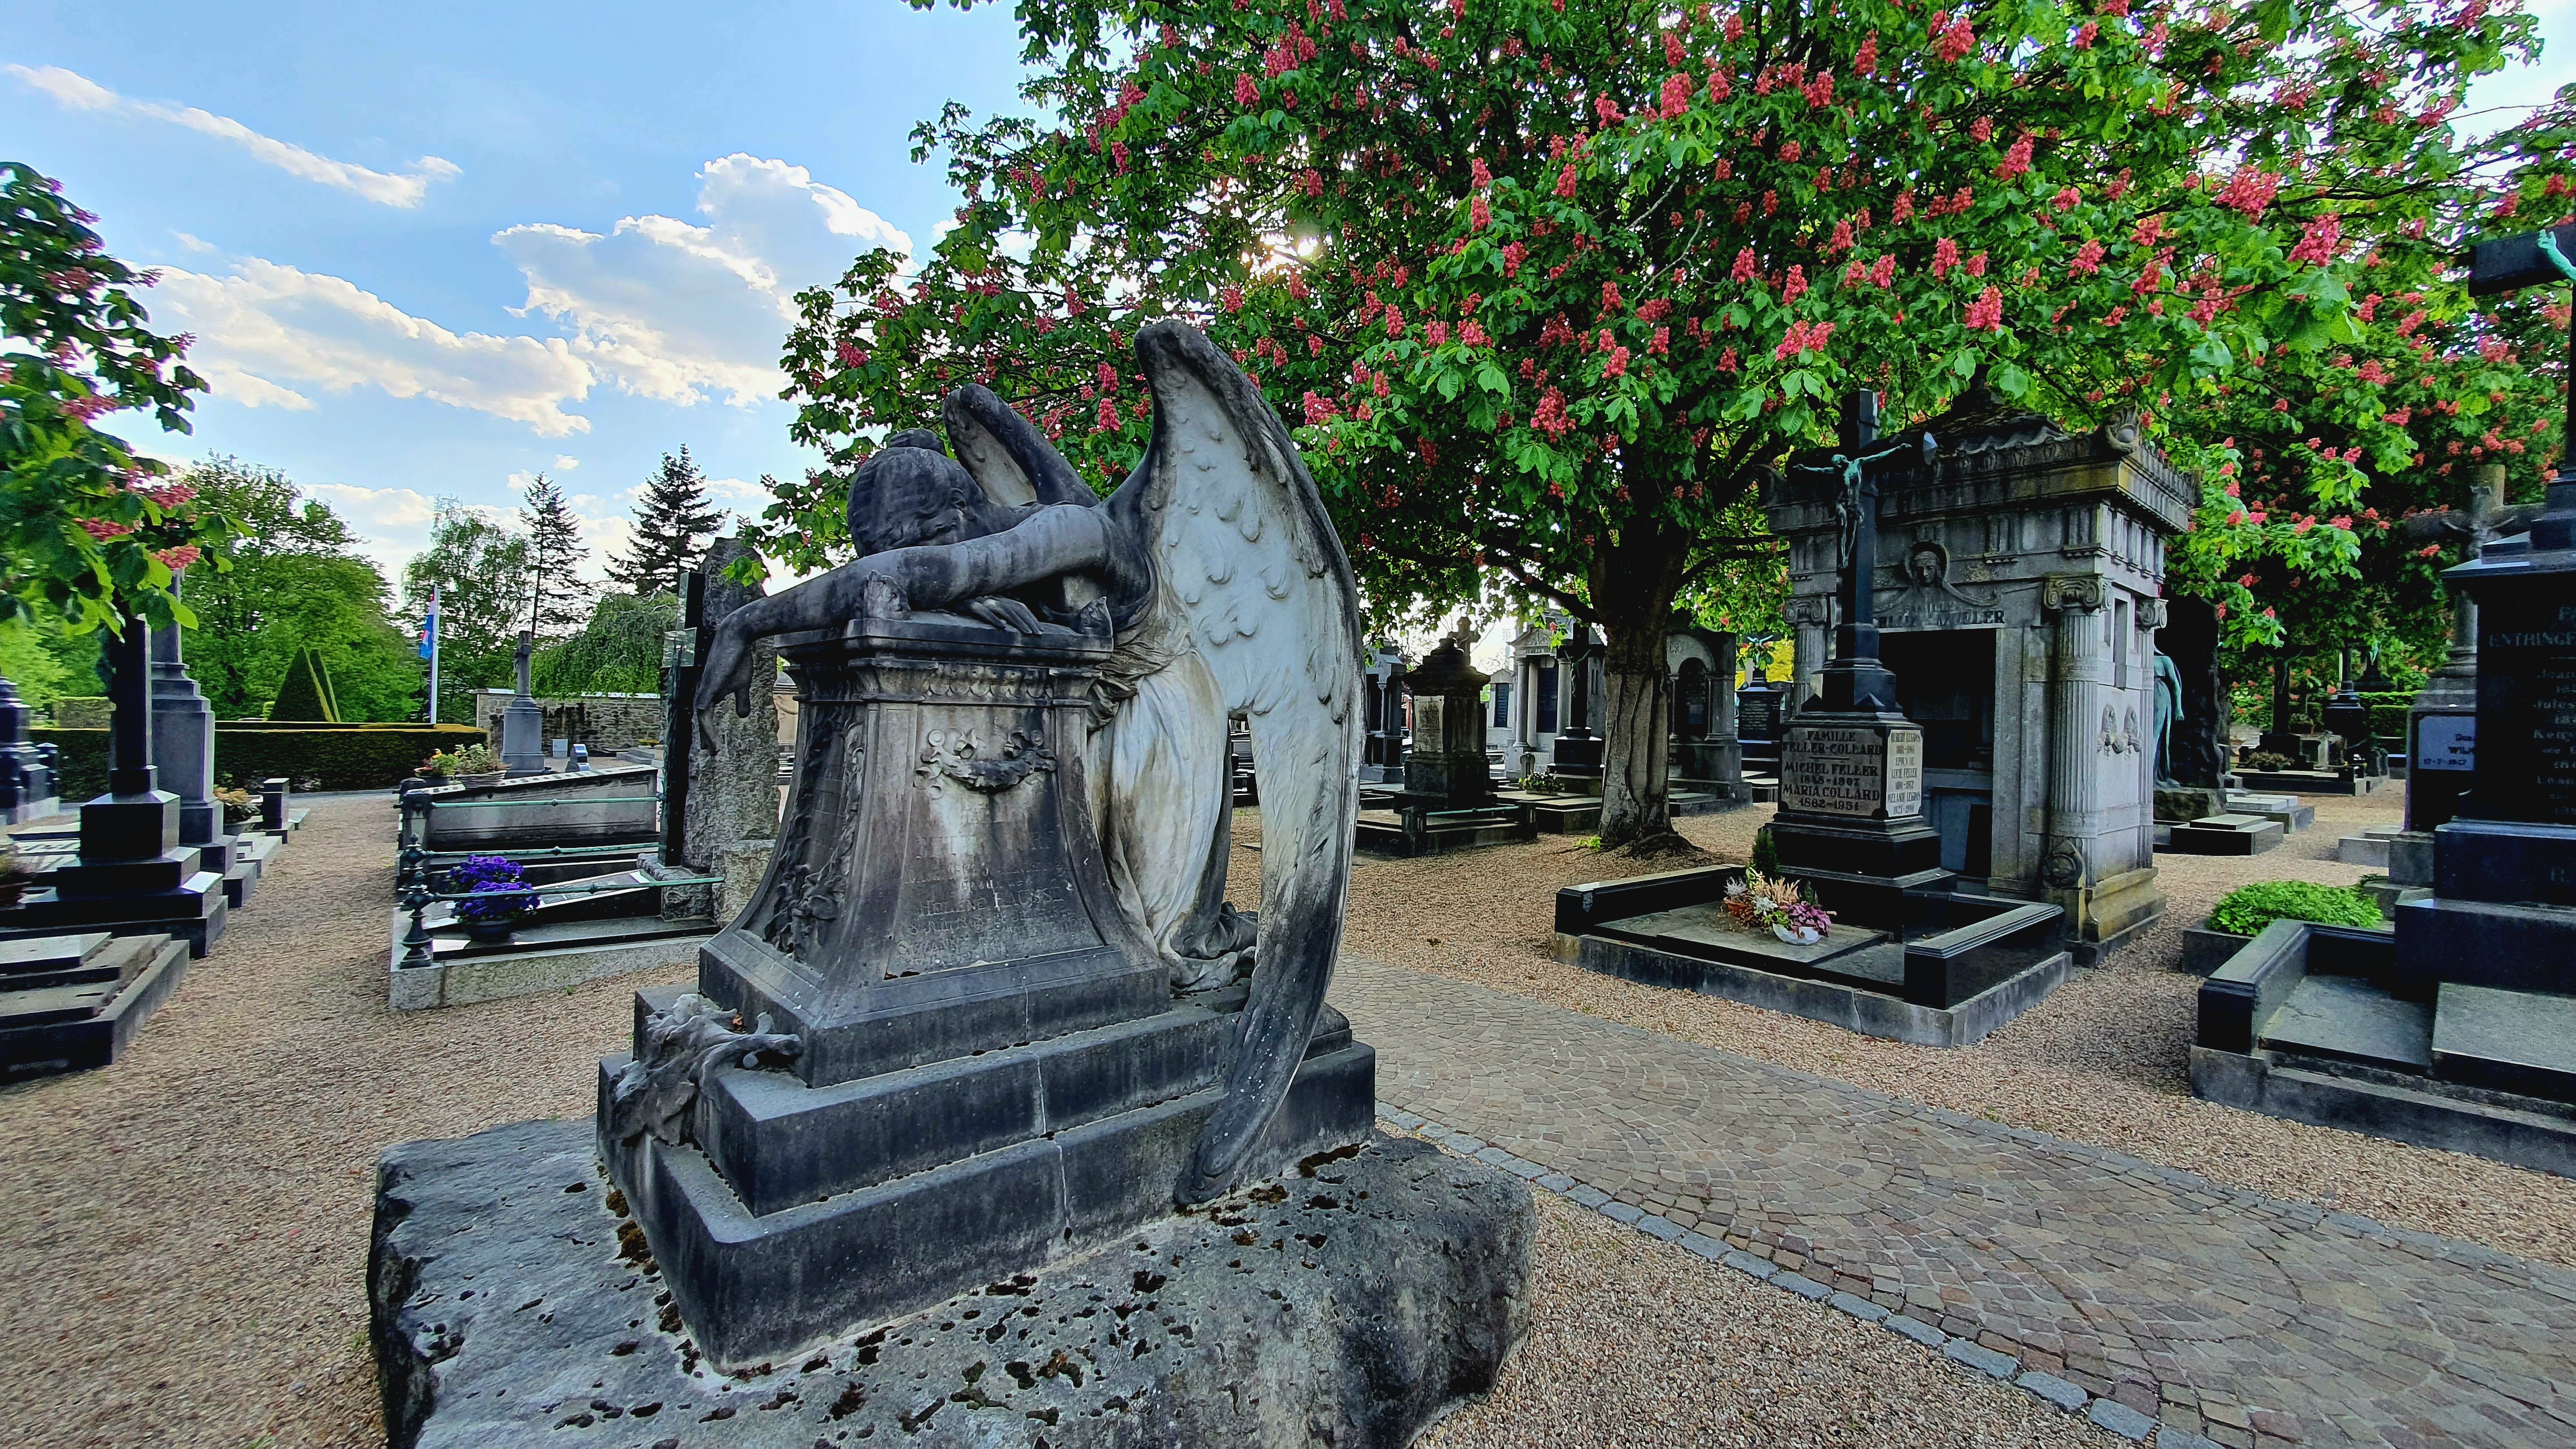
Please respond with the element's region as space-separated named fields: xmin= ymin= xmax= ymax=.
xmin=915 ymin=727 xmax=1057 ymax=795
xmin=2042 ymin=842 xmax=2088 ymax=889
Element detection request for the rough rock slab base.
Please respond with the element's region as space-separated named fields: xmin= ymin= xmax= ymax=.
xmin=372 ymin=1118 xmax=1533 ymax=1449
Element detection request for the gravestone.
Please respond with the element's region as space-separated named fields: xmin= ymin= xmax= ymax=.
xmin=2393 ymin=221 xmax=2576 ymax=985
xmin=1401 ymin=622 xmax=1493 ymax=808
xmin=0 ymin=666 xmax=56 ymax=826
xmin=1549 ymin=625 xmax=1604 ymax=785
xmin=2393 ymin=467 xmax=2542 ymax=887
xmin=499 ymin=631 xmax=547 ymax=775
xmin=1769 ymin=392 xmax=1944 ymax=917
xmin=355 ymin=323 xmax=1533 ymax=1445
xmin=679 ymin=537 xmax=780 ymax=921
xmin=0 ymin=609 xmax=227 ymax=957
xmin=144 ymin=569 xmax=272 ymax=905
xmin=1360 ymin=641 xmax=1407 ymax=784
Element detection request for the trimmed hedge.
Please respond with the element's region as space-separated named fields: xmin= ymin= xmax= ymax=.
xmin=30 ymin=724 xmax=487 ymax=797
xmin=270 ymin=643 xmax=342 ymax=722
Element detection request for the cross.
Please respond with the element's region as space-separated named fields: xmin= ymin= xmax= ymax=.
xmin=1788 ymin=390 xmax=1938 ymax=713
xmin=2468 ymin=222 xmax=2576 ymax=550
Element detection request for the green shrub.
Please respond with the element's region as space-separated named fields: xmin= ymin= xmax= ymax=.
xmin=49 ymin=696 xmax=110 ymax=729
xmin=1750 ymin=823 xmax=1781 ymax=877
xmin=269 ymin=644 xmax=342 ymax=722
xmin=2208 ymin=880 xmax=2381 ymax=937
xmin=2239 ymin=751 xmax=2293 ymax=771
xmin=29 ymin=723 xmax=485 ymax=797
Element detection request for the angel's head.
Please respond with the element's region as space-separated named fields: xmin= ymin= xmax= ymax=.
xmin=846 ymin=432 xmax=1019 ymax=557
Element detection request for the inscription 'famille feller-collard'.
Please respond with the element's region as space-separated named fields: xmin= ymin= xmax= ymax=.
xmin=1781 ymin=725 xmax=1924 ymax=819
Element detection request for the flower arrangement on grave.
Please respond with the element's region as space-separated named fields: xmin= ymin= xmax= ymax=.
xmin=443 ymin=853 xmax=538 ymax=936
xmin=1722 ymin=868 xmax=1834 ymax=946
xmin=211 ymin=785 xmax=256 ymax=827
xmin=423 ymin=744 xmax=504 ymax=779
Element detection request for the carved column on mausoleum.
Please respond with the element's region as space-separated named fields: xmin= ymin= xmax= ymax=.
xmin=2042 ymin=574 xmax=2110 ymax=902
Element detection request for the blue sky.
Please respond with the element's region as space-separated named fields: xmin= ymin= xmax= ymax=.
xmin=4 ymin=0 xmax=1033 ymax=588
xmin=6 ymin=0 xmax=2571 ymax=605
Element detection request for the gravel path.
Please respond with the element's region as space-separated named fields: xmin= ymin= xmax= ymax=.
xmin=0 ymin=797 xmax=694 ymax=1449
xmin=1272 ymin=790 xmax=2576 ymax=1270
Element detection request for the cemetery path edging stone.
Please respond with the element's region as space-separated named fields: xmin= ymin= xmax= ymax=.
xmin=1339 ymin=953 xmax=2576 ymax=1449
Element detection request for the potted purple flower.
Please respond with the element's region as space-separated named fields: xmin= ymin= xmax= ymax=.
xmin=444 ymin=854 xmax=538 ymax=942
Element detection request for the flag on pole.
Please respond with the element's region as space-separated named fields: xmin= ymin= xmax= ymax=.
xmin=421 ymin=583 xmax=442 ymax=723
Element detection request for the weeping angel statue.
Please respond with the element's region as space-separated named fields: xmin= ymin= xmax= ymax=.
xmin=697 ymin=320 xmax=1361 ymax=1200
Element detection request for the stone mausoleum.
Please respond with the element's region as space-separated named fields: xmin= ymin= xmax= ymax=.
xmin=1768 ymin=396 xmax=2192 ymax=960
xmin=1489 ymin=614 xmax=1744 ymax=799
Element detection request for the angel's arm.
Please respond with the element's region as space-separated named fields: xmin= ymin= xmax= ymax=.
xmin=695 ymin=506 xmax=1118 ymax=714
xmin=741 ymin=505 xmax=1113 ymax=639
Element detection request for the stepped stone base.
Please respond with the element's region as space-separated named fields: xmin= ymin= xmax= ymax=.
xmin=602 ymin=1008 xmax=1380 ymax=1367
xmin=0 ymin=932 xmax=190 ymax=1079
xmin=372 ymin=1119 xmax=1532 ymax=1449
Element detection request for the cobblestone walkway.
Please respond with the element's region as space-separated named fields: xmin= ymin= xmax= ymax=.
xmin=1335 ymin=954 xmax=2576 ymax=1449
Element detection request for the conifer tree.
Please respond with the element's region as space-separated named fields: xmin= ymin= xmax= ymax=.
xmin=607 ymin=447 xmax=724 ymax=596
xmin=518 ymin=472 xmax=590 ymax=639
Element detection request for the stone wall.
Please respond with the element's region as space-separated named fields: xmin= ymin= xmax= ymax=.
xmin=470 ymin=690 xmax=666 ymax=751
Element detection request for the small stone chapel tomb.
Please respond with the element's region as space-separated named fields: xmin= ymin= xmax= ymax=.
xmin=1767 ymin=399 xmax=2191 ymax=960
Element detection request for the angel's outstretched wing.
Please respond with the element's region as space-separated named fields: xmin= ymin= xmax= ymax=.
xmin=1110 ymin=321 xmax=1363 ymax=1202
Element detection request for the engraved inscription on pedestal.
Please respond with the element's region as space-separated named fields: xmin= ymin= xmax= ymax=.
xmin=1884 ymin=730 xmax=1923 ymax=816
xmin=1782 ymin=724 xmax=1924 ymax=820
xmin=2477 ymin=591 xmax=2576 ymax=826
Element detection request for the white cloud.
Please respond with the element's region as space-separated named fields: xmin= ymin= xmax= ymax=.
xmin=494 ymin=154 xmax=909 ymax=408
xmin=171 ymin=230 xmax=217 ymax=254
xmin=552 ymin=454 xmax=580 ymax=470
xmin=305 ymin=482 xmax=441 ymax=582
xmin=707 ymin=475 xmax=776 ymax=508
xmin=8 ymin=64 xmax=461 ymax=208
xmin=150 ymin=258 xmax=596 ymax=435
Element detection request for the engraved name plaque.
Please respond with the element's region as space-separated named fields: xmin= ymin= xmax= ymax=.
xmin=1781 ymin=723 xmax=1924 ymax=819
xmin=2414 ymin=713 xmax=2474 ymax=774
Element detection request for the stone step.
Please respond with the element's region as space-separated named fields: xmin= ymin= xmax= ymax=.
xmin=0 ymin=934 xmax=187 ymax=1079
xmin=2258 ymin=974 xmax=2431 ymax=1073
xmin=2337 ymin=829 xmax=2399 ymax=868
xmin=2432 ymin=983 xmax=2576 ymax=1104
xmin=695 ymin=1000 xmax=1259 ymax=1215
xmin=2226 ymin=794 xmax=2316 ymax=833
xmin=0 ymin=931 xmax=115 ymax=990
xmin=2165 ymin=815 xmax=2284 ymax=856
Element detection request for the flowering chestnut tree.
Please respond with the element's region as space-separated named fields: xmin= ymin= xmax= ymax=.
xmin=2157 ymin=100 xmax=2570 ymax=709
xmin=2 ymin=162 xmax=232 ymax=637
xmin=768 ymin=0 xmax=2539 ymax=845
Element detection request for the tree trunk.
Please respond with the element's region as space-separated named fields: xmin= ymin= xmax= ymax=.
xmin=1590 ymin=518 xmax=1689 ymax=850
